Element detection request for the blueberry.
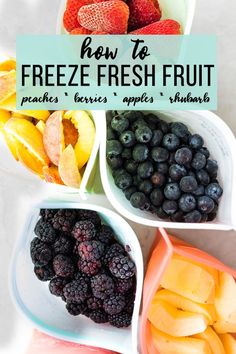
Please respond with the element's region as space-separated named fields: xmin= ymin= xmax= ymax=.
xmin=114 ymin=171 xmax=133 ymax=190
xmin=151 ymin=172 xmax=166 ymax=187
xmin=112 ymin=168 xmax=126 ymax=179
xmin=111 ymin=115 xmax=129 ymax=133
xmin=155 ymin=162 xmax=168 ymax=175
xmin=133 ymin=175 xmax=142 ymax=186
xmin=124 ymin=111 xmax=143 ymax=122
xmin=131 ymin=118 xmax=146 ymax=131
xmin=162 ymin=200 xmax=178 ymax=215
xmin=180 ymin=176 xmax=198 ymax=193
xmin=132 ymin=144 xmax=149 ymax=162
xmin=124 ymin=160 xmax=138 ymax=175
xmin=124 ymin=186 xmax=137 ymax=200
xmin=150 ymin=188 xmax=164 ymax=207
xmin=171 ymin=122 xmax=189 ymax=138
xmin=184 ymin=210 xmax=202 ymax=223
xmin=158 ymin=120 xmax=169 ymax=134
xmin=106 ymin=140 xmax=122 ymax=157
xmin=162 ymin=133 xmax=180 ymax=151
xmin=170 ymin=210 xmax=184 ymax=222
xmin=107 ymin=127 xmax=116 ymax=140
xmin=197 ymin=196 xmax=215 ymax=214
xmin=192 ymin=185 xmax=205 ymax=196
xmin=205 ymin=159 xmax=218 ymax=177
xmin=150 ymin=130 xmax=163 ymax=147
xmin=122 ymin=148 xmax=132 ymax=160
xmin=135 ymin=126 xmax=152 ymax=143
xmin=179 ymin=194 xmax=196 ymax=212
xmin=151 ymin=147 xmax=169 ymax=162
xmin=189 ymin=134 xmax=204 ymax=149
xmin=169 ymin=164 xmax=187 ymax=181
xmin=196 ymin=169 xmax=210 ymax=186
xmin=145 ymin=113 xmax=160 ymax=126
xmin=119 ymin=130 xmax=135 ymax=147
xmin=130 ymin=192 xmax=149 ymax=210
xmin=191 ymin=152 xmax=206 ymax=170
xmin=137 ymin=161 xmax=154 ymax=179
xmin=205 ymin=183 xmax=223 ymax=202
xmin=175 ymin=147 xmax=192 ymax=165
xmin=138 ymin=180 xmax=153 ymax=195
xmin=164 ymin=183 xmax=181 ymax=201
xmin=155 ymin=206 xmax=169 ymax=219
xmin=107 ymin=155 xmax=123 ymax=170
xmin=199 ymin=147 xmax=210 ymax=159
xmin=168 ymin=152 xmax=176 ymax=165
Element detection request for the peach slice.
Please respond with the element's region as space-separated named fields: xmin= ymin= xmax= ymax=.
xmin=0 ymin=58 xmax=16 ymax=71
xmin=4 ymin=117 xmax=49 ymax=166
xmin=11 ymin=112 xmax=32 ymax=121
xmin=43 ymin=165 xmax=64 ymax=185
xmin=36 ymin=121 xmax=46 ymax=134
xmin=43 ymin=111 xmax=64 ymax=166
xmin=58 ymin=144 xmax=81 ymax=188
xmin=0 ymin=70 xmax=16 ymax=103
xmin=17 ymin=143 xmax=44 ymax=177
xmin=0 ymin=109 xmax=11 ymax=131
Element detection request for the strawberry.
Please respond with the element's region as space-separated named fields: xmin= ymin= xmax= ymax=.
xmin=129 ymin=19 xmax=181 ymax=35
xmin=78 ymin=0 xmax=129 ymax=34
xmin=127 ymin=0 xmax=161 ymax=31
xmin=70 ymin=27 xmax=92 ymax=34
xmin=63 ymin=0 xmax=92 ymax=32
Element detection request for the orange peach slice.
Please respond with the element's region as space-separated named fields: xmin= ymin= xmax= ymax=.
xmin=43 ymin=165 xmax=64 ymax=185
xmin=17 ymin=143 xmax=44 ymax=177
xmin=43 ymin=111 xmax=64 ymax=166
xmin=4 ymin=117 xmax=49 ymax=166
xmin=0 ymin=70 xmax=16 ymax=103
xmin=0 ymin=109 xmax=11 ymax=131
xmin=0 ymin=58 xmax=16 ymax=71
xmin=58 ymin=144 xmax=81 ymax=188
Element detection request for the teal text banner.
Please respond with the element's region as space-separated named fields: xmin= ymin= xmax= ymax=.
xmin=16 ymin=35 xmax=217 ymax=110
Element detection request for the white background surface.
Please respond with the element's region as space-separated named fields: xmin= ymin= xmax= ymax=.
xmin=0 ymin=0 xmax=236 ymax=353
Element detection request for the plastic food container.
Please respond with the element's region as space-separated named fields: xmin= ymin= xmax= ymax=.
xmin=139 ymin=228 xmax=236 ymax=354
xmin=0 ymin=110 xmax=105 ymax=198
xmin=56 ymin=0 xmax=196 ymax=35
xmin=10 ymin=202 xmax=143 ymax=354
xmin=100 ymin=110 xmax=236 ymax=230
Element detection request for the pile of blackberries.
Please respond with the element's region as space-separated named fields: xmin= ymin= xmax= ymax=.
xmin=106 ymin=111 xmax=223 ymax=223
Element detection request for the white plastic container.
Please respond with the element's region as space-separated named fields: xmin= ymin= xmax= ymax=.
xmin=56 ymin=0 xmax=196 ymax=35
xmin=10 ymin=202 xmax=143 ymax=354
xmin=0 ymin=110 xmax=105 ymax=198
xmin=100 ymin=110 xmax=236 ymax=230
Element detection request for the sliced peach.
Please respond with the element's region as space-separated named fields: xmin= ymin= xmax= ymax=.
xmin=0 ymin=70 xmax=16 ymax=103
xmin=43 ymin=111 xmax=64 ymax=166
xmin=58 ymin=144 xmax=81 ymax=188
xmin=0 ymin=109 xmax=11 ymax=131
xmin=36 ymin=120 xmax=46 ymax=134
xmin=4 ymin=117 xmax=49 ymax=166
xmin=17 ymin=143 xmax=44 ymax=177
xmin=64 ymin=110 xmax=95 ymax=169
xmin=43 ymin=165 xmax=64 ymax=185
xmin=62 ymin=119 xmax=78 ymax=147
xmin=11 ymin=112 xmax=32 ymax=121
xmin=0 ymin=58 xmax=16 ymax=71
xmin=2 ymin=131 xmax=19 ymax=160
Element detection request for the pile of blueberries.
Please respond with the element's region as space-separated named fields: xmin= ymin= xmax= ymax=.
xmin=106 ymin=111 xmax=223 ymax=223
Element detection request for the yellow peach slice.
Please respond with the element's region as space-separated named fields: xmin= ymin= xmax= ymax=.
xmin=58 ymin=144 xmax=81 ymax=188
xmin=4 ymin=118 xmax=49 ymax=165
xmin=0 ymin=109 xmax=11 ymax=131
xmin=43 ymin=111 xmax=64 ymax=166
xmin=194 ymin=327 xmax=225 ymax=354
xmin=219 ymin=334 xmax=236 ymax=354
xmin=17 ymin=143 xmax=44 ymax=177
xmin=36 ymin=121 xmax=46 ymax=134
xmin=0 ymin=70 xmax=16 ymax=103
xmin=43 ymin=165 xmax=63 ymax=185
xmin=0 ymin=58 xmax=16 ymax=71
xmin=11 ymin=112 xmax=32 ymax=121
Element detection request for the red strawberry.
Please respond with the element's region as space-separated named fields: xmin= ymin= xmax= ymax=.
xmin=63 ymin=0 xmax=92 ymax=32
xmin=70 ymin=27 xmax=92 ymax=34
xmin=129 ymin=19 xmax=181 ymax=35
xmin=78 ymin=0 xmax=129 ymax=34
xmin=127 ymin=0 xmax=161 ymax=31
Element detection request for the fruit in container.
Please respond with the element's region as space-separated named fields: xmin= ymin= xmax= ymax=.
xmin=193 ymin=327 xmax=225 ymax=354
xmin=58 ymin=144 xmax=82 ymax=188
xmin=219 ymin=334 xmax=236 ymax=354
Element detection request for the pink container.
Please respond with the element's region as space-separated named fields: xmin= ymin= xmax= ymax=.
xmin=139 ymin=228 xmax=236 ymax=354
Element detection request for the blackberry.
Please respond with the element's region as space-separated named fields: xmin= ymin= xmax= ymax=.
xmin=72 ymin=220 xmax=96 ymax=242
xmin=126 ymin=293 xmax=135 ymax=314
xmin=108 ymin=312 xmax=132 ymax=328
xmin=52 ymin=209 xmax=77 ymax=233
xmin=97 ymin=225 xmax=115 ymax=245
xmin=63 ymin=279 xmax=89 ymax=303
xmin=53 ymin=236 xmax=74 ymax=255
xmin=30 ymin=237 xmax=52 ymax=266
xmin=53 ymin=254 xmax=75 ymax=277
xmin=78 ymin=259 xmax=101 ymax=276
xmin=150 ymin=130 xmax=163 ymax=147
xmin=103 ymin=294 xmax=126 ymax=315
xmin=111 ymin=115 xmax=129 ymax=133
xmin=119 ymin=130 xmax=135 ymax=147
xmin=74 ymin=271 xmax=91 ymax=284
xmin=78 ymin=241 xmax=105 ymax=261
xmin=104 ymin=243 xmax=125 ymax=266
xmin=77 ymin=210 xmax=101 ymax=227
xmin=49 ymin=276 xmax=70 ymax=297
xmin=109 ymin=255 xmax=135 ymax=279
xmin=40 ymin=209 xmax=57 ymax=222
xmin=91 ymin=274 xmax=115 ymax=299
xmin=106 ymin=140 xmax=123 ymax=157
xmin=115 ymin=277 xmax=133 ymax=294
xmin=132 ymin=144 xmax=149 ymax=162
xmin=34 ymin=263 xmax=54 ymax=281
xmin=87 ymin=297 xmax=103 ymax=310
xmin=89 ymin=310 xmax=108 ymax=323
xmin=34 ymin=218 xmax=57 ymax=244
xmin=66 ymin=301 xmax=88 ymax=316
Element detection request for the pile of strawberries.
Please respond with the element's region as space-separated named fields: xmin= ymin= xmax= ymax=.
xmin=63 ymin=0 xmax=181 ymax=35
